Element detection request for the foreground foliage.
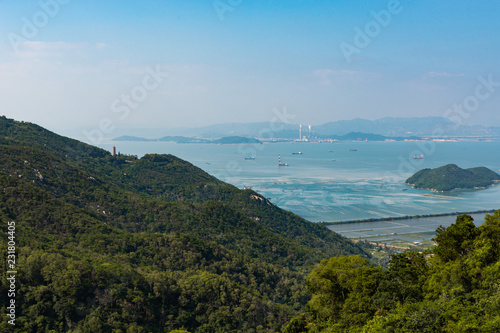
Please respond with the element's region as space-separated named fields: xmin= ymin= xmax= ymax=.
xmin=284 ymin=211 xmax=500 ymax=332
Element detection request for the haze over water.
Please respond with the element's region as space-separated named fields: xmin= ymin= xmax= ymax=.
xmin=100 ymin=140 xmax=500 ymax=222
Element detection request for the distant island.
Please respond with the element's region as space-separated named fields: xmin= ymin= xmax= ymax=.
xmin=113 ymin=135 xmax=260 ymax=144
xmin=113 ymin=131 xmax=419 ymax=144
xmin=212 ymin=136 xmax=262 ymax=144
xmin=406 ymin=164 xmax=500 ymax=192
xmin=158 ymin=136 xmax=210 ymax=143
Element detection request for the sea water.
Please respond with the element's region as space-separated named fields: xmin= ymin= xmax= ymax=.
xmin=99 ymin=140 xmax=500 ymax=223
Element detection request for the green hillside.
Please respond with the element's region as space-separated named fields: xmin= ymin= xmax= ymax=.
xmin=406 ymin=164 xmax=500 ymax=192
xmin=0 ymin=116 xmax=367 ymax=332
xmin=0 ymin=116 xmax=108 ymax=160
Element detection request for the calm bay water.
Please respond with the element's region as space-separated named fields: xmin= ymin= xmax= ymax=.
xmin=98 ymin=140 xmax=500 ymax=223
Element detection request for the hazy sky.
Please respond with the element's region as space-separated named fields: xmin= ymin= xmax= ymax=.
xmin=1 ymin=0 xmax=499 ymax=134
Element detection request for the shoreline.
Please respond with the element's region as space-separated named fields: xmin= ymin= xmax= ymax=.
xmin=406 ymin=182 xmax=499 ymax=193
xmin=321 ymin=209 xmax=497 ymax=225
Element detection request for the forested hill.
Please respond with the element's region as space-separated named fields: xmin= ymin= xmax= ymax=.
xmin=0 ymin=116 xmax=367 ymax=332
xmin=0 ymin=116 xmax=108 ymax=160
xmin=406 ymin=164 xmax=500 ymax=192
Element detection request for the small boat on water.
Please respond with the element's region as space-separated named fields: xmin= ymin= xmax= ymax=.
xmin=278 ymin=154 xmax=288 ymax=166
xmin=413 ymin=154 xmax=424 ymax=159
xmin=245 ymin=157 xmax=255 ymax=160
xmin=292 ymin=152 xmax=302 ymax=155
xmin=349 ymin=149 xmax=357 ymax=151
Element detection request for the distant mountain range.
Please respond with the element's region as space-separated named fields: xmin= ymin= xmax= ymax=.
xmin=109 ymin=117 xmax=500 ymax=140
xmin=319 ymin=132 xmax=421 ymax=142
xmin=113 ymin=132 xmax=420 ymax=143
xmin=314 ymin=117 xmax=447 ymax=137
xmin=314 ymin=117 xmax=500 ymax=138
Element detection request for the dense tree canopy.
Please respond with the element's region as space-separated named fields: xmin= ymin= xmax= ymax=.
xmin=284 ymin=211 xmax=500 ymax=332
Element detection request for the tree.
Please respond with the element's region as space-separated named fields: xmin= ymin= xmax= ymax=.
xmin=306 ymin=255 xmax=381 ymax=330
xmin=373 ymin=251 xmax=427 ymax=311
xmin=433 ymin=214 xmax=478 ymax=262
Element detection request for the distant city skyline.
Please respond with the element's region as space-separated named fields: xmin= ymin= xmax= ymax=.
xmin=0 ymin=0 xmax=499 ymax=134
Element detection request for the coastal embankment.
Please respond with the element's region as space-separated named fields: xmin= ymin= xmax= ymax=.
xmin=321 ymin=209 xmax=496 ymax=225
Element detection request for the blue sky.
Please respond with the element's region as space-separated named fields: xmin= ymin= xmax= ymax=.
xmin=0 ymin=0 xmax=499 ymax=134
